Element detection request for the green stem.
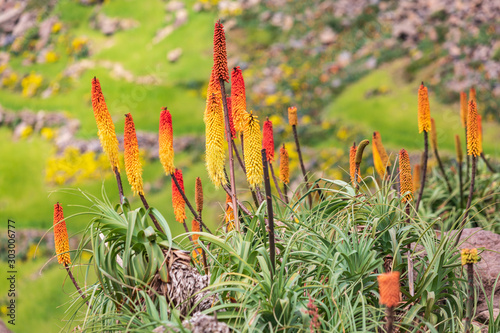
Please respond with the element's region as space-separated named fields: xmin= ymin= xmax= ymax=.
xmin=458 ymin=161 xmax=464 ymax=210
xmin=113 ymin=167 xmax=124 ymax=205
xmin=292 ymin=124 xmax=312 ymax=207
xmin=262 ymin=149 xmax=276 ymax=277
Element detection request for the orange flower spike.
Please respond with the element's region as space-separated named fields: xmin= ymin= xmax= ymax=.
xmin=469 ymin=87 xmax=476 ymax=105
xmin=477 ymin=114 xmax=483 ymax=154
xmin=279 ymin=144 xmax=289 ymax=184
xmin=417 ymin=83 xmax=431 ymax=133
xmin=349 ymin=142 xmax=358 ymax=186
xmin=413 ymin=164 xmax=421 ymax=193
xmin=191 ymin=218 xmax=200 ymax=243
xmin=159 ymin=108 xmax=175 ymax=175
xmin=377 ymin=271 xmax=401 ymax=307
xmin=124 ymin=113 xmax=144 ymax=196
xmin=226 ymin=96 xmax=236 ymax=139
xmin=288 ymin=106 xmax=298 ymax=126
xmin=205 ymin=92 xmax=227 ymax=187
xmin=195 ymin=177 xmax=203 ymax=213
xmin=91 ymin=77 xmax=120 ymax=170
xmin=460 ymin=92 xmax=468 ymax=128
xmin=373 ymin=131 xmax=391 ymax=167
xmin=53 ymin=203 xmax=71 ymax=265
xmin=399 ymin=149 xmax=413 ymax=202
xmin=171 ymin=169 xmax=186 ymax=223
xmin=243 ymin=112 xmax=263 ymax=189
xmin=213 ymin=20 xmax=229 ymax=83
xmin=467 ymin=100 xmax=480 ymax=157
xmin=262 ymin=117 xmax=275 ymax=162
xmin=231 ymin=66 xmax=247 ymax=133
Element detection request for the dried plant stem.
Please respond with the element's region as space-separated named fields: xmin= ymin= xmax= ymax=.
xmin=292 ymin=124 xmax=312 ymax=207
xmin=480 ymin=152 xmax=496 ymax=173
xmin=283 ymin=185 xmax=289 ymax=204
xmin=139 ymin=193 xmax=164 ymax=233
xmin=170 ymin=173 xmax=212 ymax=234
xmin=386 ymin=306 xmax=394 ymax=333
xmin=434 ymin=148 xmax=452 ymax=193
xmin=464 ymin=263 xmax=474 ymax=333
xmin=65 ymin=263 xmax=90 ymax=308
xmin=406 ymin=204 xmax=414 ymax=297
xmin=181 ymin=220 xmax=194 ymax=244
xmin=269 ymin=163 xmax=285 ymax=202
xmin=355 ymin=163 xmax=361 ymax=192
xmin=455 ymin=155 xmax=477 ymax=247
xmin=113 ymin=167 xmax=124 ymax=205
xmin=222 ymin=184 xmax=253 ymax=217
xmin=416 ymin=131 xmax=428 ymax=212
xmin=262 ymin=149 xmax=276 ymax=277
xmin=458 ymin=161 xmax=464 ymax=209
xmin=220 ymin=78 xmax=240 ymax=232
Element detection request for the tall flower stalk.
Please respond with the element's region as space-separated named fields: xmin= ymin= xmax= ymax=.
xmin=91 ymin=77 xmax=123 ymax=204
xmin=460 ymin=91 xmax=469 ymax=180
xmin=399 ymin=149 xmax=414 ymax=296
xmin=461 ymin=248 xmax=479 ymax=333
xmin=455 ymin=134 xmax=464 ymax=209
xmin=477 ymin=114 xmax=496 ymax=173
xmin=262 ymin=149 xmax=276 ymax=277
xmin=54 ymin=203 xmax=89 ymax=307
xmin=243 ymin=112 xmax=263 ymax=191
xmin=354 ymin=139 xmax=370 ymax=191
xmin=430 ymin=118 xmax=452 ymax=193
xmin=377 ymin=271 xmax=400 ymax=333
xmin=263 ymin=117 xmax=285 ymax=202
xmin=416 ymin=82 xmax=431 ymax=211
xmin=456 ymin=99 xmax=480 ymax=243
xmin=372 ymin=131 xmax=391 ymax=179
xmin=213 ymin=20 xmax=239 ymax=232
xmin=349 ymin=142 xmax=358 ymax=188
xmin=288 ymin=106 xmax=312 ymax=207
xmin=172 ymin=168 xmax=193 ymax=243
xmin=124 ymin=113 xmax=163 ymax=233
xmin=279 ymin=144 xmax=290 ymax=204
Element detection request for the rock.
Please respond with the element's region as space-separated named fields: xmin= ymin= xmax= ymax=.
xmin=182 ymin=312 xmax=230 ymax=333
xmin=337 ymin=51 xmax=351 ymax=67
xmin=36 ymin=16 xmax=58 ymax=51
xmin=165 ymin=1 xmax=184 ymax=12
xmin=319 ymin=27 xmax=336 ymax=44
xmin=456 ymin=228 xmax=500 ymax=323
xmin=167 ymin=48 xmax=182 ymax=62
xmin=173 ymin=8 xmax=188 ymax=28
xmin=0 ymin=4 xmax=26 ymax=30
xmin=153 ymin=25 xmax=174 ymax=44
xmin=12 ymin=11 xmax=36 ymax=37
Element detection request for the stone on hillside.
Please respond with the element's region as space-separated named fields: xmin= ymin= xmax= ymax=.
xmin=12 ymin=11 xmax=36 ymax=37
xmin=319 ymin=27 xmax=336 ymax=45
xmin=36 ymin=16 xmax=58 ymax=51
xmin=182 ymin=312 xmax=230 ymax=333
xmin=153 ymin=25 xmax=174 ymax=44
xmin=455 ymin=228 xmax=500 ymax=323
xmin=174 ymin=8 xmax=188 ymax=28
xmin=167 ymin=48 xmax=182 ymax=62
xmin=165 ymin=1 xmax=184 ymax=12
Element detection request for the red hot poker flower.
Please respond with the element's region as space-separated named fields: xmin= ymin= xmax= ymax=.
xmin=213 ymin=20 xmax=229 ymax=82
xmin=171 ymin=169 xmax=186 ymax=222
xmin=262 ymin=117 xmax=275 ymax=162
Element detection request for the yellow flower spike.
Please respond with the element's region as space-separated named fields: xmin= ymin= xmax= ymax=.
xmin=461 ymin=248 xmax=479 ymax=266
xmin=205 ymin=92 xmax=227 ymax=187
xmin=231 ymin=66 xmax=247 ymax=133
xmin=399 ymin=149 xmax=413 ymax=202
xmin=288 ymin=106 xmax=298 ymax=126
xmin=467 ymin=100 xmax=480 ymax=157
xmin=417 ymin=83 xmax=431 ymax=133
xmin=124 ymin=113 xmax=144 ymax=196
xmin=243 ymin=112 xmax=263 ymax=189
xmin=91 ymin=77 xmax=120 ymax=171
xmin=53 ymin=203 xmax=71 ymax=265
xmin=455 ymin=134 xmax=463 ymax=163
xmin=159 ymin=108 xmax=175 ymax=175
xmin=460 ymin=91 xmax=468 ymax=128
xmin=279 ymin=144 xmax=289 ymax=185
